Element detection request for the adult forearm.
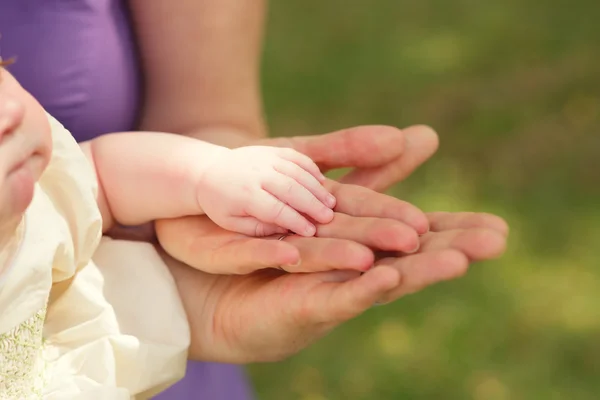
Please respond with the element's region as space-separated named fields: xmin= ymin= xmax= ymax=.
xmin=161 ymin=253 xmax=216 ymax=362
xmin=183 ymin=127 xmax=260 ymax=149
xmin=130 ymin=0 xmax=268 ymax=141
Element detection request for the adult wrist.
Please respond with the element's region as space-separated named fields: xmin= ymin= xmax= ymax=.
xmin=159 ymin=249 xmax=212 ymax=360
xmin=184 ymin=126 xmax=265 ymax=149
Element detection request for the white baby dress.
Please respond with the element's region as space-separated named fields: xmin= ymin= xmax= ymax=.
xmin=0 ymin=114 xmax=190 ymax=399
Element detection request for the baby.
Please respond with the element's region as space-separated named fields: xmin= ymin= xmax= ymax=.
xmin=0 ymin=63 xmax=337 ymax=397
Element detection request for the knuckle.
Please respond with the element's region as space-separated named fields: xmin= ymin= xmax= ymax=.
xmin=254 ymin=223 xmax=267 ymax=237
xmin=241 ymin=182 xmax=256 ymax=195
xmin=271 ymin=202 xmax=288 ymax=222
xmin=308 ymin=197 xmax=324 ymax=213
xmin=285 ymin=181 xmax=295 ymax=195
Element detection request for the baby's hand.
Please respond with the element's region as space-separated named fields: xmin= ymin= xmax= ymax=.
xmin=197 ymin=146 xmax=336 ymax=237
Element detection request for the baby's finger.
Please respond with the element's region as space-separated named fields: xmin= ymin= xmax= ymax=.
xmin=263 ymin=175 xmax=334 ymax=225
xmin=274 ymin=160 xmax=336 ymax=208
xmin=247 ymin=191 xmax=316 ymax=236
xmin=276 ymin=148 xmax=326 ymax=182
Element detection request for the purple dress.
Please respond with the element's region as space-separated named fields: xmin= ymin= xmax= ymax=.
xmin=0 ymin=1 xmax=254 ymax=399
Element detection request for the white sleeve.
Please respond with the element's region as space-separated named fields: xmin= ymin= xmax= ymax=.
xmin=0 ymin=217 xmax=27 ymax=290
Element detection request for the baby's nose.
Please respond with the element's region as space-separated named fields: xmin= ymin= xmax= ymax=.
xmin=0 ymin=97 xmax=25 ymax=142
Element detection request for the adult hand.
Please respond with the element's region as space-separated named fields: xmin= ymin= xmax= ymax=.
xmin=163 ymin=210 xmax=507 ymax=364
xmin=260 ymin=124 xmax=439 ymax=192
xmin=155 ymin=123 xmax=509 ymax=363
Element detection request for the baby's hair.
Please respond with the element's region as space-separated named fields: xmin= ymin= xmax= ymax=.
xmin=0 ymin=32 xmax=15 ymax=66
xmin=0 ymin=57 xmax=15 ymax=67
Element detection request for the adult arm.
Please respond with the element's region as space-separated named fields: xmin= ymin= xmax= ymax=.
xmin=128 ymin=0 xmax=267 ymax=144
xmin=129 ymin=0 xmax=421 ymax=189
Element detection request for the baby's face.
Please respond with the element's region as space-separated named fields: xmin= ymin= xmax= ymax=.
xmin=0 ymin=66 xmax=52 ymax=240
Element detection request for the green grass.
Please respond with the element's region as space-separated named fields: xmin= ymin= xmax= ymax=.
xmin=247 ymin=1 xmax=600 ymax=399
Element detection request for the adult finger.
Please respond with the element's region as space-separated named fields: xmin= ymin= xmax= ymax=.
xmin=264 ymin=125 xmax=405 ymax=171
xmin=155 ymin=216 xmax=301 ymax=274
xmin=222 ymin=216 xmax=287 ymax=237
xmin=326 ymin=181 xmax=429 ymax=234
xmin=301 ymin=265 xmax=402 ymax=324
xmin=376 ymin=249 xmax=470 ymax=303
xmin=427 ymin=212 xmax=510 ymax=236
xmin=276 ymin=234 xmax=375 ymax=273
xmin=315 ymin=213 xmax=420 ymax=254
xmin=418 ymin=228 xmax=508 ymax=262
xmin=340 ymin=125 xmax=439 ymax=192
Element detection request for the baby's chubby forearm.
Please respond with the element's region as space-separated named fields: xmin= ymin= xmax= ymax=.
xmin=80 ymin=132 xmax=224 ymax=232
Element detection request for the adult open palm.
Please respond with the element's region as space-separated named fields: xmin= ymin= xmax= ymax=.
xmin=166 ymin=211 xmax=508 ymax=364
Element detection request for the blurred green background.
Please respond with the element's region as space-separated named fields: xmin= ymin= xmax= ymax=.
xmin=249 ymin=0 xmax=600 ymax=399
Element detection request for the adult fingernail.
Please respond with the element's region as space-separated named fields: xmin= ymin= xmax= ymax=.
xmin=285 ymin=258 xmax=302 ymax=268
xmin=406 ymin=242 xmax=420 ymax=254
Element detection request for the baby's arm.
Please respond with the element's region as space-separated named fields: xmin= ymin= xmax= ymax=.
xmin=80 ymin=132 xmax=213 ymax=232
xmin=80 ymin=133 xmax=334 ymax=235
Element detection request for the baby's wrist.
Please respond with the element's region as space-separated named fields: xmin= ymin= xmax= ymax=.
xmin=195 ymin=145 xmax=230 ymax=182
xmin=191 ymin=144 xmax=232 ymax=213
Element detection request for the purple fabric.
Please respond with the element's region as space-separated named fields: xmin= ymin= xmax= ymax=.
xmin=0 ymin=1 xmax=254 ymax=399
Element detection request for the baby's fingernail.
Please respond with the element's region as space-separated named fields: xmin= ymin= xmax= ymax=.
xmin=305 ymin=224 xmax=316 ymax=236
xmin=326 ymin=194 xmax=336 ymax=208
xmin=320 ymin=208 xmax=334 ymax=222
